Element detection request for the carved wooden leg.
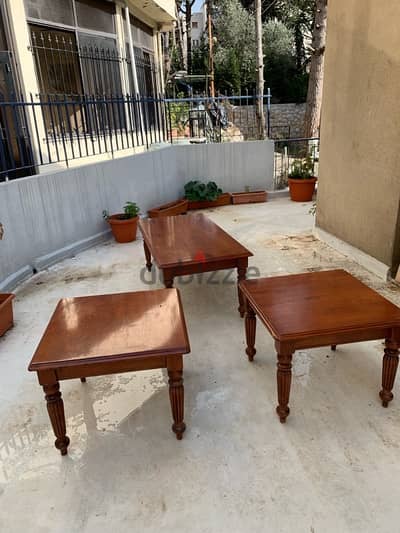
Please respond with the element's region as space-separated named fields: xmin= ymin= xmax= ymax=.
xmin=80 ymin=377 xmax=86 ymax=383
xmin=331 ymin=345 xmax=337 ymax=351
xmin=237 ymin=262 xmax=247 ymax=317
xmin=167 ymin=356 xmax=185 ymax=440
xmin=163 ymin=269 xmax=174 ymax=288
xmin=43 ymin=383 xmax=70 ymax=455
xmin=144 ymin=240 xmax=152 ymax=272
xmin=380 ymin=337 xmax=400 ymax=407
xmin=245 ymin=302 xmax=256 ymax=362
xmin=275 ymin=343 xmax=294 ymax=423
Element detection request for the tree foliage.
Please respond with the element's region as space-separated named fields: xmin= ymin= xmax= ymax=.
xmin=211 ymin=0 xmax=309 ymax=100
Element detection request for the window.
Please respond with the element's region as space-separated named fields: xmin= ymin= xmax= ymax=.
xmin=75 ymin=0 xmax=115 ymax=34
xmin=24 ymin=0 xmax=74 ymax=26
xmin=192 ymin=21 xmax=198 ymax=29
xmin=30 ymin=25 xmax=82 ymax=95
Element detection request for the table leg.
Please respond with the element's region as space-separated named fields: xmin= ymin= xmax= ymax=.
xmin=237 ymin=260 xmax=248 ymax=317
xmin=43 ymin=382 xmax=70 ymax=455
xmin=245 ymin=301 xmax=257 ymax=362
xmin=331 ymin=345 xmax=337 ymax=351
xmin=167 ymin=356 xmax=186 ymax=440
xmin=380 ymin=336 xmax=400 ymax=407
xmin=275 ymin=343 xmax=294 ymax=423
xmin=144 ymin=240 xmax=152 ymax=272
xmin=163 ymin=269 xmax=174 ymax=288
xmin=80 ymin=377 xmax=86 ymax=383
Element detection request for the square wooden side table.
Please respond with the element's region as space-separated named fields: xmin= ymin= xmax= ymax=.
xmin=239 ymin=269 xmax=400 ymax=423
xmin=28 ymin=289 xmax=190 ymax=455
xmin=139 ymin=213 xmax=253 ymax=316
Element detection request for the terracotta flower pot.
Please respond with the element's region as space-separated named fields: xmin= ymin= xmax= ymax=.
xmin=148 ymin=199 xmax=189 ymax=218
xmin=0 ymin=293 xmax=15 ymax=336
xmin=288 ymin=178 xmax=317 ymax=202
xmin=186 ymin=192 xmax=232 ymax=210
xmin=108 ymin=215 xmax=139 ymax=243
xmin=231 ymin=191 xmax=268 ymax=204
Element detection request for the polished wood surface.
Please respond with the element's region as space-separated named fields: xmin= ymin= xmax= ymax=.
xmin=240 ymin=269 xmax=400 ymax=422
xmin=29 ymin=289 xmax=191 ymax=453
xmin=240 ymin=269 xmax=400 ymax=340
xmin=139 ymin=213 xmax=252 ymax=268
xmin=139 ymin=214 xmax=252 ymax=316
xmin=29 ymin=289 xmax=190 ymax=370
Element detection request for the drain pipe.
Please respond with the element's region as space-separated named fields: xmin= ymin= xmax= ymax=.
xmin=124 ymin=5 xmax=145 ymax=142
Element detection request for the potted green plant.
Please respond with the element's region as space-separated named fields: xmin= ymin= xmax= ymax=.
xmin=288 ymin=155 xmax=317 ymax=202
xmin=184 ymin=180 xmax=231 ymax=209
xmin=103 ymin=202 xmax=140 ymax=243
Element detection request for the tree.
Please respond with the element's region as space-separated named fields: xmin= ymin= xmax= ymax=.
xmin=303 ymin=0 xmax=328 ymax=138
xmin=213 ymin=0 xmax=256 ymax=93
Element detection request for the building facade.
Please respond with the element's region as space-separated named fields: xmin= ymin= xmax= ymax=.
xmin=316 ymin=0 xmax=400 ymax=279
xmin=0 ymin=0 xmax=175 ymax=178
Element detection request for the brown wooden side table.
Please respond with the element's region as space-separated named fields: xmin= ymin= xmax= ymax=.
xmin=239 ymin=269 xmax=400 ymax=423
xmin=28 ymin=289 xmax=190 ymax=455
xmin=139 ymin=213 xmax=253 ymax=316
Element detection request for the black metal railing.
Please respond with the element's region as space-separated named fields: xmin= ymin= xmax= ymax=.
xmin=164 ymin=94 xmax=272 ymax=143
xmin=0 ymin=93 xmax=167 ymax=182
xmin=274 ymin=137 xmax=320 ymax=189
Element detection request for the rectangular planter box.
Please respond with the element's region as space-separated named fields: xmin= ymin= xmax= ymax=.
xmin=231 ymin=191 xmax=268 ymax=204
xmin=0 ymin=293 xmax=15 ymax=337
xmin=187 ymin=192 xmax=232 ymax=210
xmin=148 ymin=199 xmax=189 ymax=218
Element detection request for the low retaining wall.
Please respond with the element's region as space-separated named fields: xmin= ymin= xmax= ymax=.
xmin=0 ymin=140 xmax=274 ymax=290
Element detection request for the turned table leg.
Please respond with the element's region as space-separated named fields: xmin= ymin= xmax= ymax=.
xmin=275 ymin=343 xmax=294 ymax=423
xmin=237 ymin=261 xmax=248 ymax=317
xmin=245 ymin=302 xmax=257 ymax=361
xmin=167 ymin=356 xmax=185 ymax=440
xmin=163 ymin=268 xmax=174 ymax=288
xmin=43 ymin=382 xmax=70 ymax=455
xmin=380 ymin=336 xmax=400 ymax=407
xmin=143 ymin=240 xmax=152 ymax=272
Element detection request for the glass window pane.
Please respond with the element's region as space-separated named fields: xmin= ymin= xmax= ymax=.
xmin=24 ymin=0 xmax=74 ymax=26
xmin=29 ymin=24 xmax=82 ymax=95
xmin=131 ymin=18 xmax=154 ymax=51
xmin=75 ymin=0 xmax=115 ymax=34
xmin=78 ymin=33 xmax=121 ymax=95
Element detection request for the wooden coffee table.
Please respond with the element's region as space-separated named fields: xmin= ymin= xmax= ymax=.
xmin=28 ymin=289 xmax=190 ymax=455
xmin=240 ymin=269 xmax=400 ymax=423
xmin=139 ymin=213 xmax=253 ymax=316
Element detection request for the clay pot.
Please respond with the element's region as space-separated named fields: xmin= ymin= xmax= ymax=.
xmin=148 ymin=199 xmax=189 ymax=218
xmin=288 ymin=178 xmax=317 ymax=202
xmin=0 ymin=293 xmax=15 ymax=336
xmin=187 ymin=192 xmax=232 ymax=210
xmin=107 ymin=215 xmax=139 ymax=243
xmin=231 ymin=191 xmax=268 ymax=204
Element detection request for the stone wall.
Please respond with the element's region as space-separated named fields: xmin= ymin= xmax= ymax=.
xmin=227 ymin=102 xmax=306 ymax=140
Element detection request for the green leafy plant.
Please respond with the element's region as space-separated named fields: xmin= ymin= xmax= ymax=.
xmin=184 ymin=180 xmax=223 ymax=202
xmin=288 ymin=155 xmax=315 ymax=179
xmin=103 ymin=201 xmax=140 ymax=221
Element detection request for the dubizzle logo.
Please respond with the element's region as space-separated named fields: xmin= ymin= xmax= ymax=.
xmin=193 ymin=249 xmax=206 ymax=263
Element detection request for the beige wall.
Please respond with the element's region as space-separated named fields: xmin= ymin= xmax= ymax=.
xmin=316 ymin=0 xmax=400 ymax=272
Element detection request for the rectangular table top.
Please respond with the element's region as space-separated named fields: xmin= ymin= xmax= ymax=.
xmin=139 ymin=213 xmax=253 ymax=268
xmin=240 ymin=269 xmax=400 ymax=341
xmin=29 ymin=289 xmax=190 ymax=371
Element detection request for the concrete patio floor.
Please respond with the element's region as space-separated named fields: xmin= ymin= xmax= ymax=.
xmin=1 ymin=198 xmax=400 ymax=533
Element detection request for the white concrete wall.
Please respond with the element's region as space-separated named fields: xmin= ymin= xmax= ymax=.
xmin=176 ymin=141 xmax=274 ymax=193
xmin=0 ymin=141 xmax=274 ymax=290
